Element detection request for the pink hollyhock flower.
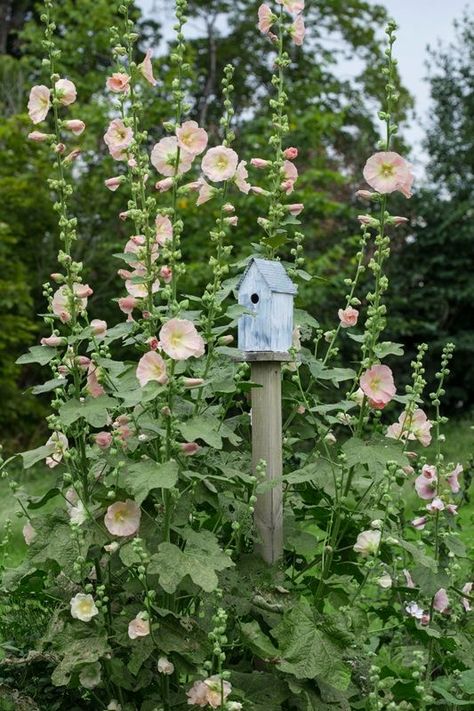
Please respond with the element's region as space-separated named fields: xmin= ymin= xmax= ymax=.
xmin=251 ymin=186 xmax=269 ymax=196
xmin=386 ymin=408 xmax=432 ymax=447
xmin=180 ymin=442 xmax=201 ymax=456
xmin=40 ymin=335 xmax=65 ymax=347
xmin=462 ymin=582 xmax=473 ymax=612
xmin=234 ymin=160 xmax=251 ymax=193
xmin=157 ymin=657 xmax=174 ymax=675
xmin=147 ymin=336 xmax=160 ymax=350
xmin=258 ymin=4 xmax=274 ymax=34
xmin=124 ymin=235 xmax=158 ymax=268
xmin=287 ymin=203 xmax=304 ymax=216
xmin=104 ymin=176 xmax=125 ymax=191
xmin=28 ymin=85 xmax=51 ymax=124
xmin=159 ymin=318 xmax=205 ymax=361
xmin=106 ymin=72 xmax=130 ymax=93
xmin=338 ymin=306 xmax=359 ymax=328
xmin=363 ymin=151 xmax=414 ymax=198
xmin=87 ymin=362 xmax=105 ymax=398
xmin=411 ymin=515 xmax=427 ymax=530
xmin=223 ymin=203 xmax=235 ymax=213
xmin=357 ymin=214 xmax=379 ymax=227
xmin=406 ymin=601 xmax=424 ymax=620
xmin=90 ymin=319 xmax=107 ymax=337
xmin=183 ymin=378 xmax=204 ymax=388
xmin=28 ymin=130 xmax=49 ymax=142
xmin=104 ymin=499 xmax=141 ymax=537
xmin=251 ymin=158 xmax=271 ymax=169
xmin=139 ymin=49 xmax=157 ymax=86
xmin=63 ymin=119 xmax=85 ymax=135
xmin=433 ymin=588 xmax=449 ymax=613
xmin=186 ymin=680 xmax=209 ymax=707
xmin=136 ymin=351 xmax=168 ymax=386
xmin=392 ymin=216 xmax=409 ymax=227
xmin=224 ymin=216 xmax=238 ymax=226
xmin=201 ymin=146 xmax=239 ymax=182
xmin=403 ymin=569 xmax=416 ymax=588
xmin=76 ymin=355 xmax=91 ymax=370
xmin=104 ymin=119 xmax=133 ymax=159
xmin=128 ymin=613 xmax=150 ymax=639
xmin=353 ymin=529 xmax=380 ymax=556
xmin=414 ymin=464 xmax=437 ymax=500
xmin=284 ymin=146 xmax=298 ymax=159
xmin=155 ymin=215 xmax=173 ymax=245
xmin=151 ymin=136 xmax=194 ymax=177
xmin=446 ymin=503 xmax=458 ymax=515
xmin=290 ymin=15 xmax=305 ymax=46
xmin=446 ymin=463 xmax=463 ymax=494
xmin=23 ymin=521 xmax=36 ymax=545
xmin=277 ymin=0 xmax=305 ymax=13
xmin=125 ymin=272 xmax=160 ymax=299
xmin=196 ymin=178 xmax=216 ymax=205
xmin=160 ymin=266 xmax=172 ymax=283
xmin=281 ymin=160 xmax=298 ymax=194
xmin=203 ymin=677 xmax=232 ymax=709
xmin=63 ymin=147 xmax=81 ymax=163
xmin=155 ymin=177 xmax=174 ymax=192
xmin=95 ymin=431 xmax=113 ymax=449
xmin=426 ymin=496 xmax=445 ymax=513
xmin=176 ymin=120 xmax=208 ymax=156
xmin=113 ymin=414 xmax=133 ymax=442
xmin=360 ymin=364 xmax=396 ymax=409
xmin=118 ymin=296 xmax=138 ymax=320
xmin=355 ymin=189 xmax=375 ymax=200
xmin=45 ymin=431 xmax=68 ymax=468
xmin=55 ymin=78 xmax=77 ymax=106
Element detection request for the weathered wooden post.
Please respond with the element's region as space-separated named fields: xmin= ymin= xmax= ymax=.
xmin=237 ymin=258 xmax=297 ymax=564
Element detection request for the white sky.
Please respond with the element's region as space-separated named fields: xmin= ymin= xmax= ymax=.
xmin=139 ymin=0 xmax=472 ymax=171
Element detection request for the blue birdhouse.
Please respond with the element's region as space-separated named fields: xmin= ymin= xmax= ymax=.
xmin=237 ymin=257 xmax=297 ymax=353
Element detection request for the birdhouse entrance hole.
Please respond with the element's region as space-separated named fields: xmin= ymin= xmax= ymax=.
xmin=250 ymin=293 xmax=259 ymax=304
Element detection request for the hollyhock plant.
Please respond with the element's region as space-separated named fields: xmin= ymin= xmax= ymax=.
xmin=55 ymin=78 xmax=77 ymax=106
xmin=176 ymin=120 xmax=208 ymax=156
xmin=386 ymin=408 xmax=433 ymax=446
xmin=338 ymin=306 xmax=359 ymax=328
xmin=201 ymin=146 xmax=239 ymax=182
xmin=136 ymin=351 xmax=168 ymax=386
xmin=27 ymin=85 xmax=51 ymax=124
xmin=159 ymin=318 xmax=205 ymax=360
xmin=360 ymin=364 xmax=396 ymax=408
xmin=363 ymin=151 xmax=414 ymax=198
xmin=151 ymin=136 xmax=194 ymax=176
xmin=104 ymin=500 xmax=141 ymax=537
xmin=414 ymin=465 xmax=438 ymax=500
xmin=70 ymin=593 xmax=99 ymax=622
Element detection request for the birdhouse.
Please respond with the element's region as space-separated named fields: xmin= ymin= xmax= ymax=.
xmin=237 ymin=257 xmax=297 ymax=353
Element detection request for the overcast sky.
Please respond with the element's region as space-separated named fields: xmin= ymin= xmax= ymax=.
xmin=139 ymin=0 xmax=471 ymax=171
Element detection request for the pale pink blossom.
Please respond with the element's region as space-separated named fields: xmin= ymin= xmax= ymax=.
xmin=105 ymin=176 xmax=125 ymax=191
xmin=128 ymin=613 xmax=150 ymax=640
xmin=357 ymin=214 xmax=378 ymax=227
xmin=251 ymin=158 xmax=271 ymax=169
xmin=414 ymin=465 xmax=437 ymax=500
xmin=95 ymin=431 xmax=113 ymax=449
xmin=413 ymin=508 xmax=429 ymax=524
xmin=406 ymin=601 xmax=424 ymax=620
xmin=426 ymin=496 xmax=445 ymax=513
xmin=151 ymin=136 xmax=194 ymax=177
xmin=136 ymin=351 xmax=168 ymax=386
xmin=125 ymin=270 xmax=160 ymax=299
xmin=290 ymin=15 xmax=305 ymax=46
xmin=363 ymin=151 xmax=414 ymax=198
xmin=360 ymin=364 xmax=396 ymax=409
xmin=55 ymin=78 xmax=77 ymax=106
xmin=28 ymin=85 xmax=51 ymax=124
xmin=386 ymin=408 xmax=432 ymax=447
xmin=104 ymin=119 xmax=134 ymax=159
xmin=63 ymin=147 xmax=81 ymax=163
xmin=283 ymin=146 xmax=298 ymax=159
xmin=45 ymin=431 xmax=68 ymax=468
xmin=234 ymin=160 xmax=251 ymax=193
xmin=281 ymin=160 xmax=298 ymax=194
xmin=159 ymin=318 xmax=205 ymax=361
xmin=183 ymin=378 xmax=204 ymax=388
xmin=40 ymin=335 xmax=65 ymax=347
xmin=180 ymin=442 xmax=201 ymax=456
xmin=113 ymin=414 xmax=133 ymax=442
xmin=23 ymin=521 xmax=36 ymax=545
xmin=124 ymin=235 xmax=158 ymax=268
xmin=338 ymin=306 xmax=359 ymax=328
xmin=196 ymin=178 xmax=216 ymax=205
xmin=201 ymin=146 xmax=238 ymax=182
xmin=139 ymin=49 xmax=157 ymax=86
xmin=433 ymin=588 xmax=449 ymax=613
xmin=118 ymin=296 xmax=138 ymax=319
xmin=63 ymin=119 xmax=85 ymax=135
xmin=155 ymin=177 xmax=174 ymax=192
xmin=353 ymin=529 xmax=381 ymax=556
xmin=186 ymin=676 xmax=232 ymax=708
xmin=403 ymin=569 xmax=416 ymax=588
xmin=355 ymin=189 xmax=375 ymax=200
xmin=160 ymin=266 xmax=172 ymax=283
xmin=277 ymin=0 xmax=305 ymax=13
xmin=224 ymin=216 xmax=238 ymax=226
xmin=186 ymin=680 xmax=209 ymax=707
xmin=76 ymin=355 xmax=91 ymax=370
xmin=446 ymin=463 xmax=463 ymax=494
xmin=223 ymin=202 xmax=235 ymax=213
xmin=90 ymin=319 xmax=107 ymax=337
xmin=176 ymin=120 xmax=208 ymax=156
xmin=87 ymin=362 xmax=105 ymax=398
xmin=155 ymin=215 xmax=173 ymax=245
xmin=258 ymin=4 xmax=274 ymax=34
xmin=148 ymin=336 xmax=160 ymax=350
xmin=28 ymin=130 xmax=49 ymax=142
xmin=157 ymin=657 xmax=174 ymax=675
xmin=462 ymin=582 xmax=473 ymax=612
xmin=106 ymin=72 xmax=130 ymax=93
xmin=104 ymin=500 xmax=141 ymax=537
xmin=392 ymin=216 xmax=409 ymax=227
xmin=446 ymin=503 xmax=458 ymax=515
xmin=287 ymin=203 xmax=304 ymax=216
xmin=70 ymin=593 xmax=99 ymax=622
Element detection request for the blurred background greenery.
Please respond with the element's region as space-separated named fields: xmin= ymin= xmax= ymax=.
xmin=0 ymin=0 xmax=473 ymax=452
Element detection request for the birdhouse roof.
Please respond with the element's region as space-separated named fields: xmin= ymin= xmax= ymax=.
xmin=237 ymin=257 xmax=297 ymax=295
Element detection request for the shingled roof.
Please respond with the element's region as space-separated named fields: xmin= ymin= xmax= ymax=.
xmin=237 ymin=257 xmax=297 ymax=295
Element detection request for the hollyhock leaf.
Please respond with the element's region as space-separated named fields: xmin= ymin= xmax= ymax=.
xmin=411 ymin=565 xmax=450 ymax=596
xmin=148 ymin=530 xmax=233 ymax=593
xmin=395 ymin=540 xmax=437 ymax=573
xmin=283 ymin=459 xmax=336 ymax=496
xmin=178 ymin=417 xmax=223 ymax=449
xmin=125 ymin=460 xmax=179 ymax=504
xmin=294 ymin=309 xmax=320 ymax=329
xmin=27 ymin=487 xmax=61 ymax=510
xmin=444 ymin=535 xmax=466 ymax=557
xmin=240 ymin=621 xmax=279 ymax=659
xmin=51 ymin=633 xmax=110 ymax=687
xmin=272 ymin=599 xmax=350 ymax=689
xmin=17 ymin=346 xmax=57 ymax=365
xmin=20 ymin=444 xmax=56 ymax=469
xmin=374 ymin=341 xmax=405 ymax=358
xmin=342 ymin=437 xmax=408 ymax=473
xmin=230 ymin=672 xmax=290 ymax=710
xmin=431 ymin=679 xmax=473 ymax=706
xmin=128 ymin=635 xmax=155 ymax=675
xmin=31 ymin=378 xmax=66 ymax=394
xmin=29 ymin=516 xmax=94 ymax=578
xmin=307 ymin=360 xmax=356 ymax=384
xmin=59 ymin=396 xmax=117 ymax=427
xmin=458 ymin=670 xmax=474 ymax=695
xmin=103 ymin=321 xmax=134 ymax=343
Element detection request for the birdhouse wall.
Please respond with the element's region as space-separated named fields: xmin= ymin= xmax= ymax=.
xmin=270 ymin=292 xmax=294 ymax=351
xmin=238 ymin=275 xmax=273 ymax=351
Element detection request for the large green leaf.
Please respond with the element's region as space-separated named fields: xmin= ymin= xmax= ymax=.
xmin=240 ymin=620 xmax=279 ymax=659
xmin=51 ymin=632 xmax=110 ymax=686
xmin=125 ymin=459 xmax=179 ymax=504
xmin=272 ymin=599 xmax=350 ymax=690
xmin=395 ymin=539 xmax=437 ymax=573
xmin=342 ymin=436 xmax=408 ymax=473
xmin=148 ymin=529 xmax=233 ymax=593
xmin=59 ymin=395 xmax=117 ymax=427
xmin=178 ymin=416 xmax=223 ymax=449
xmin=20 ymin=443 xmax=55 ymax=469
xmin=16 ymin=345 xmax=57 ymax=365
